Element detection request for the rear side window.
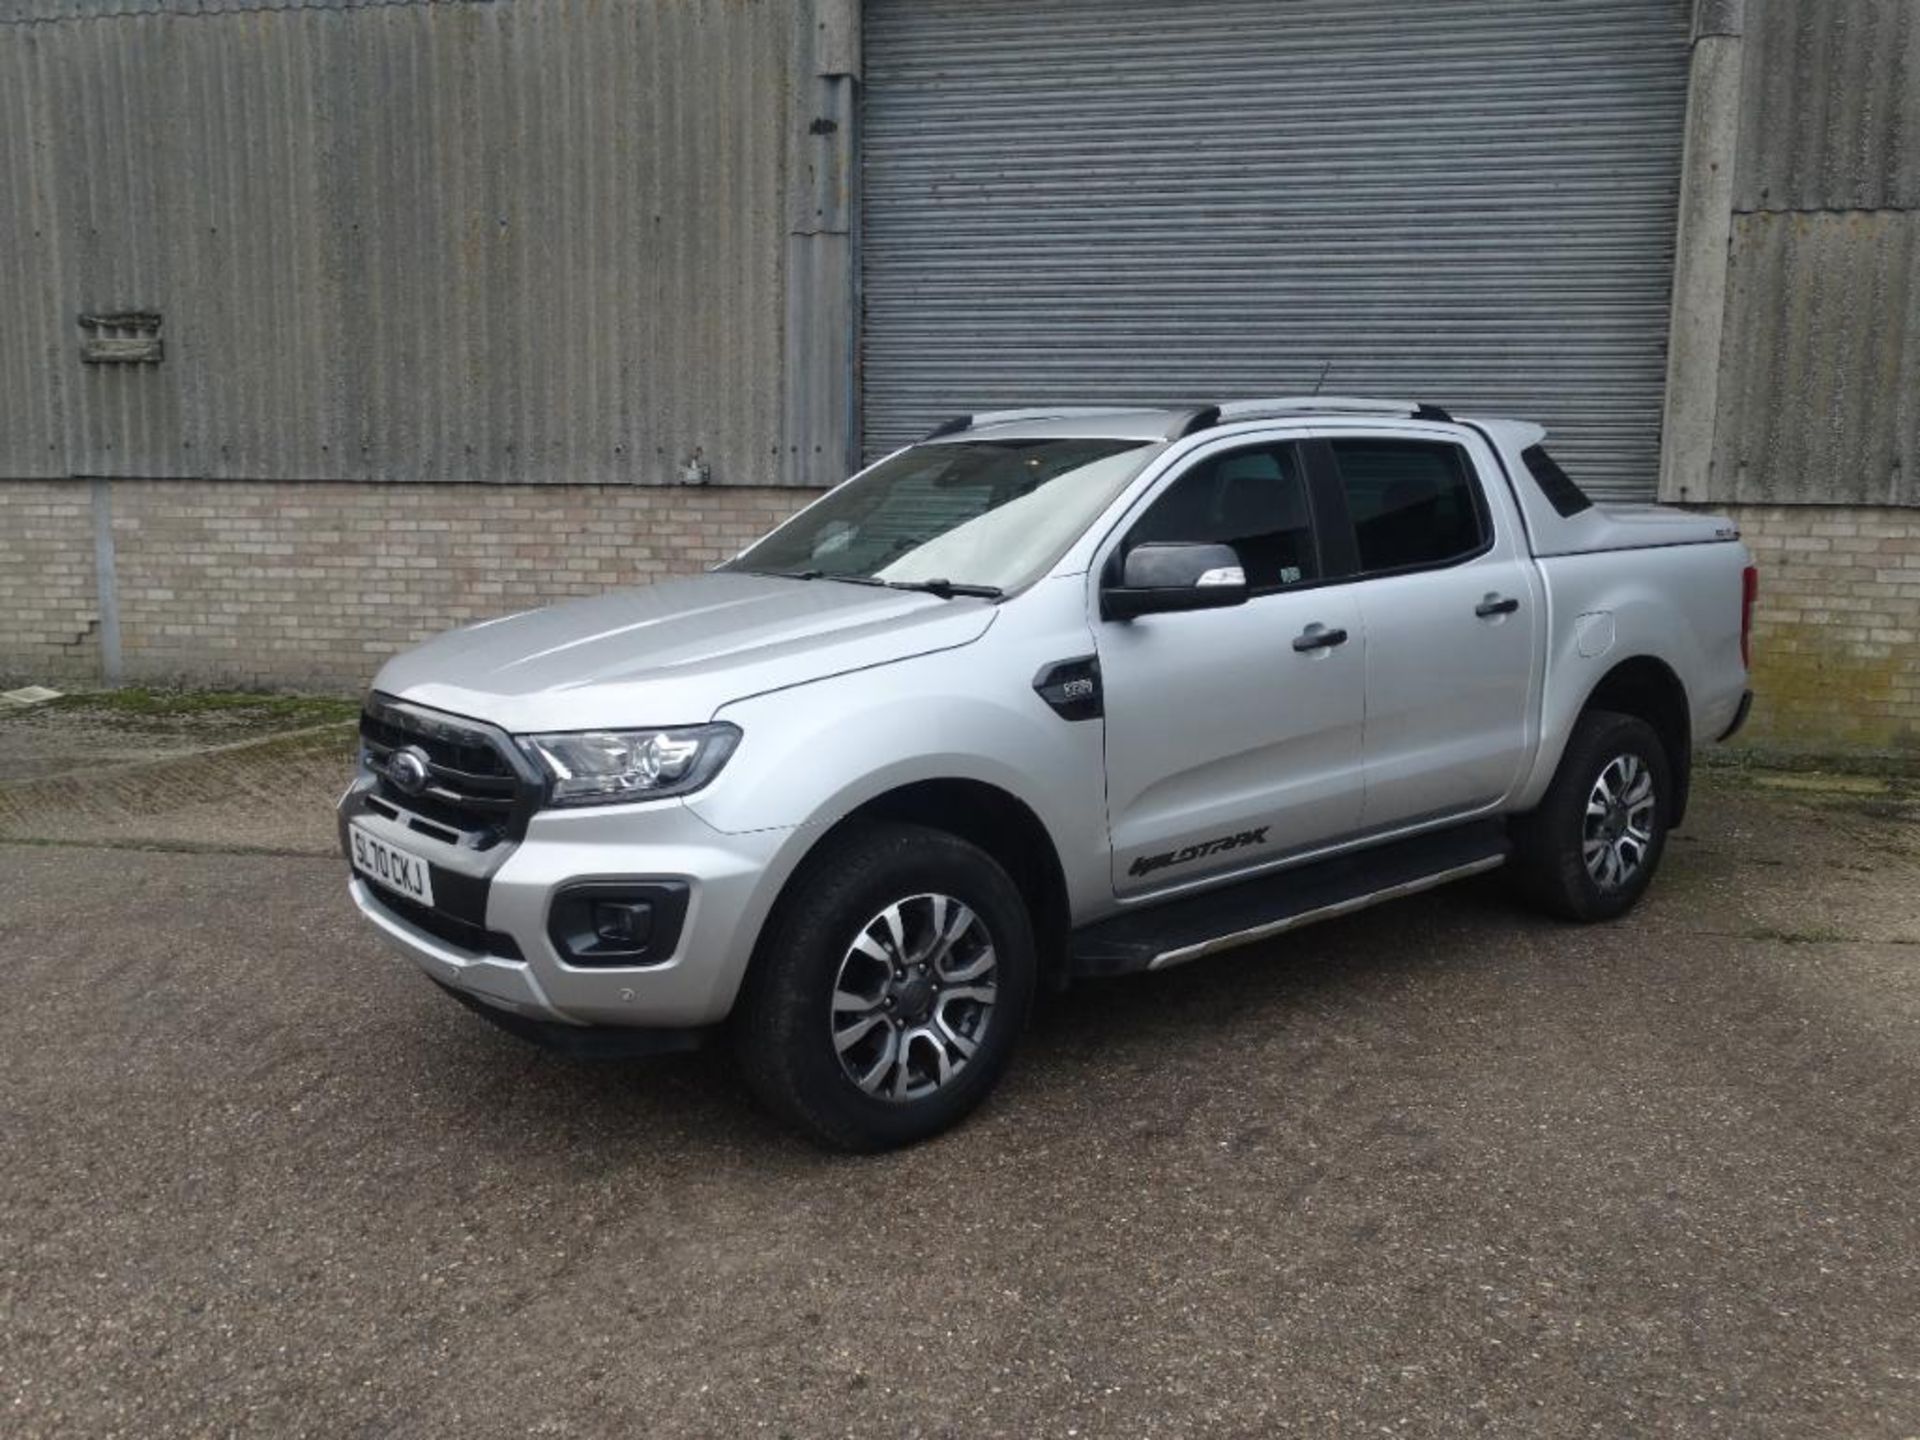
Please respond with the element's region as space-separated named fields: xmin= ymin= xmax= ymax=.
xmin=1520 ymin=444 xmax=1594 ymax=517
xmin=1331 ymin=439 xmax=1486 ymax=574
xmin=1124 ymin=443 xmax=1319 ymax=592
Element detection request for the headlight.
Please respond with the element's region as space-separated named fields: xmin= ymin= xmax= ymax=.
xmin=519 ymin=723 xmax=741 ymax=807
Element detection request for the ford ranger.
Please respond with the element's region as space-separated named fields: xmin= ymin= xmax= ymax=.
xmin=339 ymin=397 xmax=1756 ymax=1149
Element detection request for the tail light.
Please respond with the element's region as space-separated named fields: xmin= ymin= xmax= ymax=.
xmin=1740 ymin=564 xmax=1759 ymax=669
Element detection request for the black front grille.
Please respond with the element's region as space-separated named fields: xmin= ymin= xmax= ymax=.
xmin=362 ymin=704 xmax=513 ymax=780
xmin=363 ymin=883 xmax=524 ymax=960
xmin=360 ymin=694 xmax=543 ymax=845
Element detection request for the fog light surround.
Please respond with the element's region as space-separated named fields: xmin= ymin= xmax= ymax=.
xmin=547 ymin=881 xmax=689 ymax=967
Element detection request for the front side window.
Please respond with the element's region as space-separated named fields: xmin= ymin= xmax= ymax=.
xmin=1331 ymin=439 xmax=1486 ymax=574
xmin=1122 ymin=443 xmax=1319 ymax=592
xmin=726 ymin=438 xmax=1157 ymax=594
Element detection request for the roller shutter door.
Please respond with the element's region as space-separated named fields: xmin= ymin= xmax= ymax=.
xmin=861 ymin=0 xmax=1691 ymax=500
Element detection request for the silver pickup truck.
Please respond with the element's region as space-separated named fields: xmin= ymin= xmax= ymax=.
xmin=339 ymin=397 xmax=1756 ymax=1149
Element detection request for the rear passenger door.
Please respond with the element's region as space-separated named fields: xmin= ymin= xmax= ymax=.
xmin=1321 ymin=433 xmax=1538 ymax=830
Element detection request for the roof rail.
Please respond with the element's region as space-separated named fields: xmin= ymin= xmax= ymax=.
xmin=1173 ymin=405 xmax=1221 ymax=438
xmin=921 ymin=397 xmax=1456 ymax=443
xmin=1210 ymin=396 xmax=1452 ymax=423
xmin=921 ymin=406 xmax=1153 ymax=440
xmin=974 ymin=405 xmax=1150 ymax=426
xmin=921 ymin=414 xmax=973 ymax=439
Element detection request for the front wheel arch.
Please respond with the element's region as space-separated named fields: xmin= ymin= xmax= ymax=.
xmin=752 ymin=778 xmax=1072 ymax=995
xmin=730 ymin=818 xmax=1039 ymax=1149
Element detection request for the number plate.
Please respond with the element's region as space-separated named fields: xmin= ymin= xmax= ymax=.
xmin=348 ymin=822 xmax=436 ymax=906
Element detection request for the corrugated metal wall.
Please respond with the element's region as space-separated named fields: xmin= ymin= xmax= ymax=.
xmin=1710 ymin=0 xmax=1920 ymax=506
xmin=0 ymin=0 xmax=792 ymax=485
xmin=0 ymin=0 xmax=481 ymax=19
xmin=861 ymin=0 xmax=1692 ymax=501
xmin=1733 ymin=0 xmax=1920 ymax=214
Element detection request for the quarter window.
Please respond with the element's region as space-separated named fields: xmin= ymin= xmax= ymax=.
xmin=1331 ymin=439 xmax=1486 ymax=573
xmin=1123 ymin=444 xmax=1319 ymax=592
xmin=1520 ymin=444 xmax=1594 ymax=517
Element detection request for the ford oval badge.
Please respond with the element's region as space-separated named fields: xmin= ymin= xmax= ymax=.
xmin=388 ymin=746 xmax=431 ymax=796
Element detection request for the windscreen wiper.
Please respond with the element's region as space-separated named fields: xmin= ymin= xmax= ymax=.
xmin=883 ymin=578 xmax=1003 ymax=600
xmin=761 ymin=569 xmax=998 ymax=599
xmin=766 ymin=569 xmax=886 ymax=587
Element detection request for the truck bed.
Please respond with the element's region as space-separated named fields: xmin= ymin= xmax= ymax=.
xmin=1531 ymin=502 xmax=1740 ymax=559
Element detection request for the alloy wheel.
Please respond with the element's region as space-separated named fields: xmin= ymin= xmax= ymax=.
xmin=1583 ymin=752 xmax=1657 ymax=891
xmin=830 ymin=893 xmax=998 ymax=1102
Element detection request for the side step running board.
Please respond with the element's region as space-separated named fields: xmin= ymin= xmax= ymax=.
xmin=1069 ymin=819 xmax=1510 ymax=978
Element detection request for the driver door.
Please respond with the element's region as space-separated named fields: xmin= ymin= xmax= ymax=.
xmin=1095 ymin=439 xmax=1367 ymax=897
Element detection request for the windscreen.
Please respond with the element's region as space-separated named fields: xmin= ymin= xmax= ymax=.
xmin=726 ymin=438 xmax=1158 ymax=594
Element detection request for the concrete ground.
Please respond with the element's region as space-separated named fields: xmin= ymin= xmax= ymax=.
xmin=0 ymin=688 xmax=358 ymax=784
xmin=0 ymin=690 xmax=354 ymax=855
xmin=2 ymin=728 xmax=1918 ymax=1437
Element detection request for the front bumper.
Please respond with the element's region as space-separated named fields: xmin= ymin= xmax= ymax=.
xmin=432 ymin=980 xmax=715 ymax=1057
xmin=341 ymin=772 xmax=798 ymax=1031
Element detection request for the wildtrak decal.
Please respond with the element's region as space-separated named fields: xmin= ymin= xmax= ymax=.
xmin=1127 ymin=826 xmax=1270 ymax=879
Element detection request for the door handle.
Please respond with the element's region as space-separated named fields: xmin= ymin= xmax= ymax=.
xmin=1292 ymin=625 xmax=1349 ymax=652
xmin=1475 ymin=595 xmax=1521 ymax=618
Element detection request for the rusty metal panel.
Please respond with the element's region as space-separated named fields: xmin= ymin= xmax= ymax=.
xmin=0 ymin=0 xmax=792 ymax=485
xmin=1735 ymin=0 xmax=1920 ymax=213
xmin=1708 ymin=210 xmax=1920 ymax=505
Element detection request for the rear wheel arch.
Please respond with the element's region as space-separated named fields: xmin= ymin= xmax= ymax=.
xmin=1512 ymin=708 xmax=1672 ymax=922
xmin=1573 ymin=655 xmax=1693 ymax=827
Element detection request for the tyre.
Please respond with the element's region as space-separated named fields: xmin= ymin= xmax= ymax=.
xmin=733 ymin=820 xmax=1037 ymax=1151
xmin=1511 ymin=709 xmax=1672 ymax=923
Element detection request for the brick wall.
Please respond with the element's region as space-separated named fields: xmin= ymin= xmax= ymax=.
xmin=1727 ymin=504 xmax=1920 ymax=755
xmin=0 ymin=481 xmax=102 ymax=685
xmin=5 ymin=482 xmax=1917 ymax=757
xmin=2 ymin=479 xmax=816 ymax=692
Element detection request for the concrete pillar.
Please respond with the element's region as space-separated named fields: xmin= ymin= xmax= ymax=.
xmin=1659 ymin=0 xmax=1747 ymax=503
xmin=781 ymin=0 xmax=861 ymax=488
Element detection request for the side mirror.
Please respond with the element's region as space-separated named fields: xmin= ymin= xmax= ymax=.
xmin=1101 ymin=542 xmax=1248 ymax=621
